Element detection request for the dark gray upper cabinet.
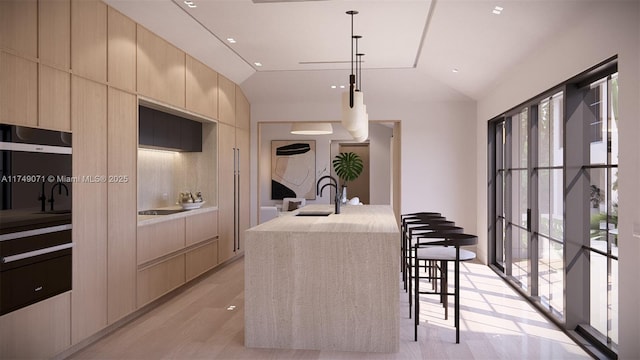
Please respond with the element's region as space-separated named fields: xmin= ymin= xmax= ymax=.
xmin=138 ymin=105 xmax=202 ymax=152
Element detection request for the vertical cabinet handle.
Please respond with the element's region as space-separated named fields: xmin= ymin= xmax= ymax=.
xmin=236 ymin=148 xmax=241 ymax=251
xmin=233 ymin=147 xmax=238 ymax=252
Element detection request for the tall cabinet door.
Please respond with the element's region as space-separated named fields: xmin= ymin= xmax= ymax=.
xmin=235 ymin=86 xmax=250 ymax=252
xmin=71 ymin=76 xmax=108 ymax=344
xmin=236 ymin=127 xmax=249 ymax=254
xmin=106 ymin=88 xmax=137 ymax=324
xmin=218 ymin=123 xmax=236 ymax=263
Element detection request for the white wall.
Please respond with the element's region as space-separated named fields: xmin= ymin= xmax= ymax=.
xmin=369 ymin=124 xmax=393 ymax=205
xmin=475 ymin=2 xmax=640 ymax=357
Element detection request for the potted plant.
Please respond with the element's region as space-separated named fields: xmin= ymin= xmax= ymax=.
xmin=332 ymin=152 xmax=363 ymax=203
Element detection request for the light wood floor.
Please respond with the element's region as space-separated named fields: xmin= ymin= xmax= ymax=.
xmin=69 ymin=257 xmax=591 ymax=359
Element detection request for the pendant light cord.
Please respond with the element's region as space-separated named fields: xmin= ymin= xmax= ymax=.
xmin=346 ymin=11 xmax=358 ymax=108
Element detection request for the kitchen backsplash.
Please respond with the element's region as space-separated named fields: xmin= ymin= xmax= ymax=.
xmin=138 ymin=149 xmax=179 ymax=209
xmin=137 ymin=123 xmax=217 ymax=210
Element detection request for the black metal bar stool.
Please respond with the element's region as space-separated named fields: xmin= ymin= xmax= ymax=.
xmin=413 ymin=232 xmax=478 ymax=343
xmin=403 ymin=216 xmax=451 ymax=292
xmin=400 ymin=213 xmax=444 ymax=290
xmin=407 ymin=224 xmax=462 ymax=318
xmin=405 ymin=218 xmax=454 ymax=287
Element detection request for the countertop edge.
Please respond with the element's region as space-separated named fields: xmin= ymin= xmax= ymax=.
xmin=137 ymin=205 xmax=218 ymax=226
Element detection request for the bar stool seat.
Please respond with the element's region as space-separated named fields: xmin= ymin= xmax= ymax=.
xmin=416 ymin=247 xmax=476 ymax=261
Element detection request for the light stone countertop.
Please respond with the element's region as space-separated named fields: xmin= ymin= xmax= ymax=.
xmin=137 ymin=204 xmax=218 ymax=226
xmin=247 ymin=204 xmax=399 ymax=234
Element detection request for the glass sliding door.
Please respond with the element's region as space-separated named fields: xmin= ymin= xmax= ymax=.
xmin=506 ymin=108 xmax=531 ymax=291
xmin=585 ymin=74 xmax=619 ymax=345
xmin=536 ymin=92 xmax=564 ymax=317
xmin=490 ymin=95 xmax=565 ymax=316
xmin=495 ymin=120 xmax=506 ymax=269
xmin=488 ymin=59 xmax=619 ymax=355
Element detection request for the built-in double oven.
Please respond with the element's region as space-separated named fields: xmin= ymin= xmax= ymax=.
xmin=0 ymin=124 xmax=72 ymax=316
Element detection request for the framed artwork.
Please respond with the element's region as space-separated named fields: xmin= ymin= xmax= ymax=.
xmin=271 ymin=140 xmax=316 ymax=200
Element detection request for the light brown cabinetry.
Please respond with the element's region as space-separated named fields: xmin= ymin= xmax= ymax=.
xmin=237 ymin=127 xmax=250 ymax=249
xmin=218 ymin=85 xmax=250 ymax=263
xmin=0 ymin=52 xmax=38 ymax=127
xmin=0 ymin=293 xmax=71 ymax=359
xmin=71 ymin=0 xmax=107 ymax=83
xmin=218 ymin=123 xmax=236 ymax=263
xmin=137 ymin=210 xmax=218 ymax=306
xmin=137 ymin=255 xmax=185 ymax=307
xmin=186 ymin=55 xmax=218 ymax=119
xmin=137 ymin=218 xmax=186 ymax=265
xmin=218 ymin=74 xmax=236 ymax=125
xmin=39 ymin=64 xmax=71 ymax=131
xmin=71 ymin=75 xmax=108 ymax=344
xmin=185 ymin=211 xmax=219 ymax=281
xmin=186 ymin=210 xmax=219 ymax=247
xmin=236 ymin=85 xmax=250 ymax=130
xmin=108 ymin=7 xmax=136 ymax=92
xmin=186 ymin=242 xmax=218 ymax=281
xmin=39 ymin=0 xmax=71 ymax=70
xmin=0 ymin=0 xmax=38 ymax=59
xmin=107 ymin=88 xmax=137 ymax=324
xmin=1 ymin=1 xmax=247 ymax=355
xmin=235 ymin=87 xmax=251 ymax=249
xmin=137 ymin=25 xmax=185 ymax=108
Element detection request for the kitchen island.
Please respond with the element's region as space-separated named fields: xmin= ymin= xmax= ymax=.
xmin=244 ymin=204 xmax=400 ymax=353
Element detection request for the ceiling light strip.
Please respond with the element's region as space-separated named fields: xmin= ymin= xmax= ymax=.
xmin=413 ymin=0 xmax=438 ymax=68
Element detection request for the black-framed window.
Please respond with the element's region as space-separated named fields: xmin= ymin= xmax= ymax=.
xmin=488 ymin=57 xmax=618 ymax=358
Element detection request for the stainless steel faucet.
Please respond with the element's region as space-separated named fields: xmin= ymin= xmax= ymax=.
xmin=316 ymin=175 xmax=341 ymax=214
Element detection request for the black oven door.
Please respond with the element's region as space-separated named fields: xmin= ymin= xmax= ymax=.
xmin=0 ymin=225 xmax=72 ymax=315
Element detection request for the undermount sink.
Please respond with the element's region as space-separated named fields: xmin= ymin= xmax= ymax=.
xmin=138 ymin=209 xmax=188 ymax=216
xmin=295 ymin=211 xmax=333 ymax=217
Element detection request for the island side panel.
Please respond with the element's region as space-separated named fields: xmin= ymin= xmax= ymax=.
xmin=245 ymin=229 xmax=399 ymax=352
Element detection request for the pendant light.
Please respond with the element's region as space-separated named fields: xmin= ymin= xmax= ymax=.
xmin=350 ymin=51 xmax=368 ymax=142
xmin=342 ymin=11 xmax=365 ymax=135
xmin=341 ymin=10 xmax=368 ymax=141
xmin=290 ymin=122 xmax=333 ymax=135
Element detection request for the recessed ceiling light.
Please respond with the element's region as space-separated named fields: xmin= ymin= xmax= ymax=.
xmin=254 ymin=62 xmax=263 ymax=67
xmin=339 ymin=85 xmax=345 ymax=89
xmin=184 ymin=1 xmax=197 ymax=8
xmin=227 ymin=38 xmax=236 ymax=44
xmin=452 ymin=68 xmax=459 ymax=73
xmin=492 ymin=5 xmax=503 ymax=14
xmin=331 ymin=85 xmax=337 ymax=89
xmin=226 ymin=305 xmax=236 ymax=311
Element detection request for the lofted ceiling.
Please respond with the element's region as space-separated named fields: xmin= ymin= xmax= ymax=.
xmin=105 ymin=0 xmax=593 ymax=106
